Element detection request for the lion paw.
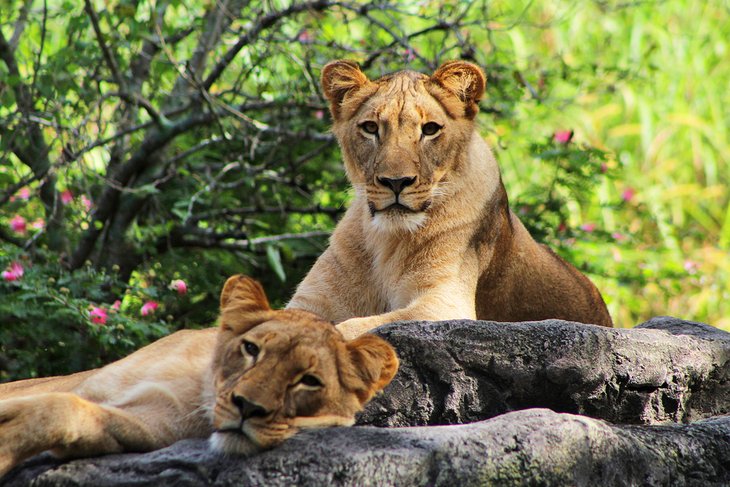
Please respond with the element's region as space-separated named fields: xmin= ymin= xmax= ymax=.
xmin=337 ymin=318 xmax=378 ymax=340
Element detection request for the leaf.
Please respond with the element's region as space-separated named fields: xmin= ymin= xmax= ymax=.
xmin=266 ymin=244 xmax=286 ymax=283
xmin=134 ymin=184 xmax=160 ymax=197
xmin=0 ymin=173 xmax=14 ymax=185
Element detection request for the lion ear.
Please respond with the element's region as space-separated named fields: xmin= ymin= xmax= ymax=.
xmin=219 ymin=275 xmax=271 ymax=332
xmin=430 ymin=60 xmax=486 ymax=119
xmin=321 ymin=60 xmax=370 ymax=120
xmin=344 ymin=334 xmax=399 ymax=405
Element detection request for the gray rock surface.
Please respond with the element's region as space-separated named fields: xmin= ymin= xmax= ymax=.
xmin=5 ymin=409 xmax=730 ymax=486
xmin=4 ymin=317 xmax=730 ymax=486
xmin=360 ymin=317 xmax=730 ymax=426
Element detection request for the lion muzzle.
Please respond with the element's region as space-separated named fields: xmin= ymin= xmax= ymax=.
xmin=231 ymin=394 xmax=269 ymax=421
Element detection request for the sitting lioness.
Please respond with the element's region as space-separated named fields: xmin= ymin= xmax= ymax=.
xmin=288 ymin=60 xmax=613 ymax=338
xmin=0 ymin=276 xmax=398 ymax=478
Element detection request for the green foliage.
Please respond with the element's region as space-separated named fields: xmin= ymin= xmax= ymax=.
xmin=0 ymin=245 xmax=171 ymax=381
xmin=1 ymin=0 xmax=728 ymax=381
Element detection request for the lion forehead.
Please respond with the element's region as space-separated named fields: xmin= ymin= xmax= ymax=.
xmin=355 ymin=74 xmax=449 ymax=124
xmin=250 ymin=317 xmax=339 ymax=345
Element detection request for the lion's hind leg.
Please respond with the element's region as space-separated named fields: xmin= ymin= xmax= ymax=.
xmin=0 ymin=392 xmax=161 ymax=477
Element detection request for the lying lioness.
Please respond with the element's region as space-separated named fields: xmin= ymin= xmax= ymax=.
xmin=288 ymin=60 xmax=613 ymax=338
xmin=0 ymin=276 xmax=398 ymax=478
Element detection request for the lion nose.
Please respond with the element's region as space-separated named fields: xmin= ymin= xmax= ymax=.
xmin=231 ymin=393 xmax=269 ymax=420
xmin=377 ymin=176 xmax=416 ymax=196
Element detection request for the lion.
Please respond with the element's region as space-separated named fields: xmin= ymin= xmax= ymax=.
xmin=287 ymin=60 xmax=613 ymax=339
xmin=0 ymin=275 xmax=398 ymax=478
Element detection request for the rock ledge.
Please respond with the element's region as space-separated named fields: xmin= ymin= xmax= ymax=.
xmin=5 ymin=317 xmax=730 ymax=486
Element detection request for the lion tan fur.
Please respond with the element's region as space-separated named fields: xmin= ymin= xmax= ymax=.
xmin=0 ymin=276 xmax=398 ymax=478
xmin=287 ymin=60 xmax=612 ymax=338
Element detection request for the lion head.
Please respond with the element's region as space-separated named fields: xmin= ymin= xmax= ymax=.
xmin=209 ymin=275 xmax=398 ymax=454
xmin=321 ymin=60 xmax=486 ymax=233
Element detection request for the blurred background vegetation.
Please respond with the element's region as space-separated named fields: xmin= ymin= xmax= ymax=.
xmin=1 ymin=0 xmax=728 ymax=381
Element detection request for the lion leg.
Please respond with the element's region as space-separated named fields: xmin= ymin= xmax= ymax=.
xmin=336 ymin=283 xmax=477 ymax=339
xmin=0 ymin=392 xmax=162 ymax=477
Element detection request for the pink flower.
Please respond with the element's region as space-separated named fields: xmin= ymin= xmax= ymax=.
xmin=621 ymin=187 xmax=635 ymax=202
xmin=17 ymin=188 xmax=31 ymax=200
xmin=403 ymin=48 xmax=416 ymax=62
xmin=81 ymin=195 xmax=93 ymax=212
xmin=600 ymin=163 xmax=608 ymax=173
xmin=314 ymin=110 xmax=325 ymax=120
xmin=89 ymin=306 xmax=108 ymax=325
xmin=297 ymin=30 xmax=313 ymax=43
xmin=10 ymin=215 xmax=27 ymax=234
xmin=140 ymin=300 xmax=159 ymax=316
xmin=31 ymin=218 xmax=45 ymax=230
xmin=554 ymin=130 xmax=573 ymax=144
xmin=1 ymin=262 xmax=24 ymax=281
xmin=612 ymin=232 xmax=627 ymax=242
xmin=61 ymin=190 xmax=74 ymax=205
xmin=580 ymin=223 xmax=596 ymax=232
xmin=169 ymin=279 xmax=188 ymax=295
xmin=9 ymin=187 xmax=30 ymax=202
xmin=111 ymin=300 xmax=121 ymax=312
xmin=684 ymin=260 xmax=698 ymax=275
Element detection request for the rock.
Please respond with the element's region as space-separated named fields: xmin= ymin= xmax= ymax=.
xmin=4 ymin=409 xmax=730 ymax=486
xmin=359 ymin=317 xmax=730 ymax=426
xmin=4 ymin=317 xmax=730 ymax=486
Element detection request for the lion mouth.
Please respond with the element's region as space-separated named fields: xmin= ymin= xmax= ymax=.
xmin=214 ymin=427 xmax=245 ymax=435
xmin=368 ymin=201 xmax=430 ymax=216
xmin=380 ymin=202 xmax=413 ymax=213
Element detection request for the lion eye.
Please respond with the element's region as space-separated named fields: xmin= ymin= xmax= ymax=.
xmin=360 ymin=121 xmax=379 ymax=135
xmin=422 ymin=122 xmax=442 ymax=136
xmin=299 ymin=374 xmax=323 ymax=388
xmin=242 ymin=341 xmax=259 ymax=357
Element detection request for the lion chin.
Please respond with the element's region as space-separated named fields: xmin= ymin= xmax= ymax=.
xmin=370 ymin=205 xmax=428 ymax=233
xmin=208 ymin=430 xmax=265 ymax=456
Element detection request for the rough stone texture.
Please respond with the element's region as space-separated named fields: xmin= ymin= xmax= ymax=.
xmin=5 ymin=409 xmax=730 ymax=486
xmin=360 ymin=316 xmax=730 ymax=426
xmin=4 ymin=317 xmax=730 ymax=486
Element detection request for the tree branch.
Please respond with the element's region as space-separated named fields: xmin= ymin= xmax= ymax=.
xmin=0 ymin=26 xmax=64 ymax=250
xmin=67 ymin=111 xmax=214 ymax=269
xmin=9 ymin=0 xmax=32 ymax=49
xmin=189 ymin=205 xmax=344 ymax=223
xmin=107 ymin=91 xmax=163 ymax=125
xmin=0 ymin=170 xmax=47 ymax=207
xmin=0 ymin=226 xmax=24 ymax=248
xmin=83 ymin=0 xmax=126 ymax=90
xmin=202 ymin=0 xmax=338 ymax=90
xmin=161 ymin=230 xmax=331 ymax=253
